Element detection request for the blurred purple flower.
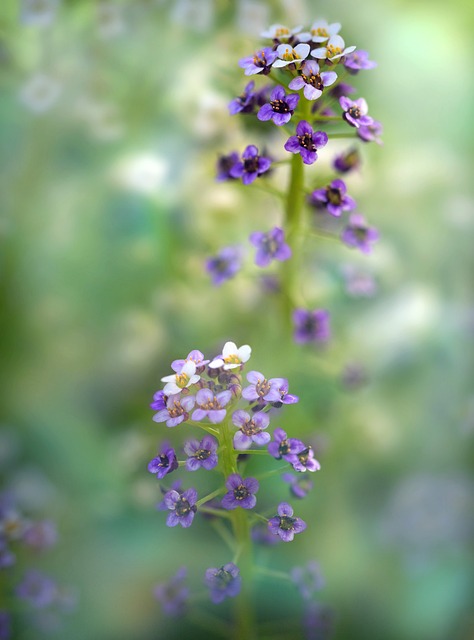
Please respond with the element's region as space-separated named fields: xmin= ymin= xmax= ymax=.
xmin=205 ymin=563 xmax=241 ymax=603
xmin=309 ymin=179 xmax=356 ymax=217
xmin=154 ymin=567 xmax=189 ymax=616
xmin=341 ymin=214 xmax=379 ymax=254
xmin=268 ymin=502 xmax=306 ymax=542
xmin=282 ymin=473 xmax=314 ymax=499
xmin=206 ymin=245 xmax=243 ymax=286
xmin=229 ymin=145 xmax=272 ymax=185
xmin=293 ymin=309 xmax=331 ymax=344
xmin=249 ymin=227 xmax=292 ymax=267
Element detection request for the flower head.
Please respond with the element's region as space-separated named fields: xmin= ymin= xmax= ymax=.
xmin=154 ymin=567 xmax=189 ymax=616
xmin=333 ymin=147 xmax=361 ymax=174
xmin=147 ymin=445 xmax=179 ymax=479
xmin=164 ymin=488 xmax=198 ymax=528
xmin=222 ymin=474 xmax=259 ymax=510
xmin=309 ymin=179 xmax=356 ymax=217
xmin=216 ymin=152 xmax=240 ymax=181
xmin=171 ymin=350 xmax=209 ymax=373
xmin=268 ymin=428 xmax=304 ymax=460
xmin=344 ymin=50 xmax=377 ymax=73
xmin=184 ymin=435 xmax=218 ymax=471
xmin=249 ymin=227 xmax=292 ymax=267
xmin=161 ymin=361 xmax=200 ymax=395
xmin=21 ymin=0 xmax=59 ymax=28
xmin=288 ymin=446 xmax=321 ymax=473
xmin=229 ymin=81 xmax=257 ymax=115
xmin=23 ymin=520 xmax=58 ymax=551
xmin=291 ymin=561 xmax=325 ymax=600
xmin=311 ymin=35 xmax=356 ymax=62
xmin=229 ymin=145 xmax=272 ymax=185
xmin=268 ymin=502 xmax=306 ymax=542
xmin=269 ymin=378 xmax=299 ymax=405
xmin=341 ymin=214 xmax=379 ymax=254
xmin=205 ymin=563 xmax=241 ymax=604
xmin=340 ymin=96 xmax=373 ymax=129
xmin=152 ymin=393 xmax=195 ymax=428
xmin=209 ymin=341 xmax=251 ymax=370
xmin=232 ymin=410 xmax=270 ymax=449
xmin=206 ymin=245 xmax=243 ymax=286
xmin=282 ymin=472 xmax=314 ymax=499
xmin=242 ymin=371 xmax=281 ymax=403
xmin=293 ymin=309 xmax=331 ymax=344
xmin=299 ymin=20 xmax=341 ymax=43
xmin=273 ymin=43 xmax=310 ymax=68
xmin=150 ymin=390 xmax=168 ymax=411
xmin=260 ymin=24 xmax=302 ymax=41
xmin=284 ymin=121 xmax=328 ymax=165
xmin=191 ymin=388 xmax=232 ymax=424
xmin=16 ymin=570 xmax=57 ymax=609
xmin=357 ymin=120 xmax=383 ymax=145
xmin=288 ymin=60 xmax=337 ymax=101
xmin=257 ymin=86 xmax=299 ymax=126
xmin=239 ymin=47 xmax=278 ymax=76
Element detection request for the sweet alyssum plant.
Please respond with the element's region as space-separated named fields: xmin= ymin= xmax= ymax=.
xmin=207 ymin=19 xmax=381 ymax=343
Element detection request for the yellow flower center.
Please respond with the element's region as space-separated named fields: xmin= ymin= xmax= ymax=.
xmin=282 ymin=48 xmax=299 ymax=61
xmin=275 ymin=27 xmax=290 ymax=38
xmin=312 ymin=27 xmax=328 ymax=37
xmin=175 ymin=373 xmax=190 ymax=388
xmin=224 ymin=354 xmax=240 ymax=365
xmin=326 ymin=45 xmax=342 ymax=58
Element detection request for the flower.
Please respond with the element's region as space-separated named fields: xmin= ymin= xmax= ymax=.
xmin=229 ymin=81 xmax=257 ymax=115
xmin=269 ymin=378 xmax=299 ymax=405
xmin=282 ymin=473 xmax=314 ymax=499
xmin=229 ymin=145 xmax=272 ymax=185
xmin=284 ymin=121 xmax=328 ymax=165
xmin=154 ymin=567 xmax=189 ymax=616
xmin=156 ymin=479 xmax=182 ymax=511
xmin=340 ymin=96 xmax=373 ymax=129
xmin=205 ymin=563 xmax=241 ymax=603
xmin=161 ymin=361 xmax=200 ymax=395
xmin=150 ymin=390 xmax=168 ymax=411
xmin=0 ymin=611 xmax=11 ymax=640
xmin=16 ymin=570 xmax=57 ymax=609
xmin=293 ymin=309 xmax=331 ymax=344
xmin=357 ymin=120 xmax=383 ymax=145
xmin=268 ymin=502 xmax=306 ymax=542
xmin=0 ymin=539 xmax=15 ymax=569
xmin=19 ymin=73 xmax=61 ymax=113
xmin=341 ymin=214 xmax=379 ymax=254
xmin=249 ymin=227 xmax=292 ymax=267
xmin=342 ymin=265 xmax=377 ymax=297
xmin=260 ymin=24 xmax=302 ymax=41
xmin=216 ymin=152 xmax=239 ymax=181
xmin=147 ymin=445 xmax=179 ymax=479
xmin=209 ymin=341 xmax=251 ymax=370
xmin=222 ymin=474 xmax=259 ymax=510
xmin=268 ymin=428 xmax=304 ymax=460
xmin=191 ymin=388 xmax=232 ymax=423
xmin=184 ymin=435 xmax=218 ymax=471
xmin=309 ymin=179 xmax=356 ymax=217
xmin=311 ymin=35 xmax=356 ymax=62
xmin=152 ymin=393 xmax=195 ymax=428
xmin=288 ymin=446 xmax=321 ymax=472
xmin=164 ymin=488 xmax=198 ymax=528
xmin=333 ymin=147 xmax=361 ymax=173
xmin=239 ymin=47 xmax=278 ymax=76
xmin=257 ymin=86 xmax=299 ymax=126
xmin=251 ymin=524 xmax=281 ymax=545
xmin=291 ymin=561 xmax=325 ymax=600
xmin=298 ymin=20 xmax=341 ymax=43
xmin=242 ymin=371 xmax=281 ymax=402
xmin=329 ymin=81 xmax=356 ymax=99
xmin=232 ymin=410 xmax=270 ymax=449
xmin=0 ymin=510 xmax=27 ymax=540
xmin=171 ymin=350 xmax=210 ymax=373
xmin=273 ymin=43 xmax=310 ymax=68
xmin=23 ymin=520 xmax=58 ymax=551
xmin=344 ymin=50 xmax=377 ymax=73
xmin=206 ymin=245 xmax=243 ymax=286
xmin=288 ymin=61 xmax=337 ymax=101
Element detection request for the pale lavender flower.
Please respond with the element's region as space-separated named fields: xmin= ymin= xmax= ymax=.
xmin=357 ymin=120 xmax=383 ymax=144
xmin=16 ymin=570 xmax=57 ymax=609
xmin=268 ymin=502 xmax=306 ymax=542
xmin=152 ymin=393 xmax=195 ymax=428
xmin=229 ymin=145 xmax=272 ymax=185
xmin=282 ymin=473 xmax=313 ymax=499
xmin=288 ymin=446 xmax=321 ymax=473
xmin=229 ymin=81 xmax=257 ymax=115
xmin=184 ymin=435 xmax=218 ymax=471
xmin=329 ymin=81 xmax=356 ymax=99
xmin=249 ymin=227 xmax=292 ymax=267
xmin=147 ymin=445 xmax=179 ymax=479
xmin=222 ymin=474 xmax=259 ymax=510
xmin=205 ymin=563 xmax=241 ymax=603
xmin=342 ymin=265 xmax=377 ymax=297
xmin=161 ymin=360 xmax=200 ymax=395
xmin=309 ymin=179 xmax=356 ymax=217
xmin=242 ymin=371 xmax=281 ymax=402
xmin=288 ymin=61 xmax=337 ymax=101
xmin=0 ymin=539 xmax=15 ymax=569
xmin=164 ymin=488 xmax=198 ymax=528
xmin=273 ymin=43 xmax=310 ymax=69
xmin=268 ymin=428 xmax=304 ymax=460
xmin=0 ymin=611 xmax=10 ymax=640
xmin=171 ymin=350 xmax=210 ymax=373
xmin=341 ymin=214 xmax=379 ymax=254
xmin=284 ymin=121 xmax=328 ymax=165
xmin=251 ymin=524 xmax=281 ymax=545
xmin=291 ymin=561 xmax=325 ymax=599
xmin=154 ymin=567 xmax=189 ymax=616
xmin=311 ymin=35 xmax=356 ymax=62
xmin=344 ymin=50 xmax=377 ymax=73
xmin=239 ymin=47 xmax=278 ymax=76
xmin=206 ymin=246 xmax=243 ymax=286
xmin=270 ymin=378 xmax=299 ymax=405
xmin=23 ymin=520 xmax=58 ymax=551
xmin=0 ymin=510 xmax=27 ymax=541
xmin=19 ymin=74 xmax=61 ymax=113
xmin=191 ymin=388 xmax=232 ymax=424
xmin=340 ymin=96 xmax=373 ymax=129
xmin=293 ymin=309 xmax=331 ymax=344
xmin=232 ymin=410 xmax=270 ymax=449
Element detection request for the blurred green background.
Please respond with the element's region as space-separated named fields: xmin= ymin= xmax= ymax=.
xmin=1 ymin=0 xmax=473 ymax=638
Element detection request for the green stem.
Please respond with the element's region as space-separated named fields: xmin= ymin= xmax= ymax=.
xmin=196 ymin=487 xmax=225 ymax=507
xmin=232 ymin=448 xmax=268 ymax=455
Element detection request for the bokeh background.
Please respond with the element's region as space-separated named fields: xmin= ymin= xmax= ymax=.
xmin=1 ymin=0 xmax=473 ymax=638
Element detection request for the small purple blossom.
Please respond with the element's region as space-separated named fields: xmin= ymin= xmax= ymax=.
xmin=357 ymin=119 xmax=383 ymax=145
xmin=251 ymin=524 xmax=281 ymax=545
xmin=269 ymin=378 xmax=299 ymax=405
xmin=152 ymin=393 xmax=195 ymax=428
xmin=333 ymin=147 xmax=361 ymax=173
xmin=340 ymin=96 xmax=373 ymax=129
xmin=293 ymin=309 xmax=331 ymax=344
xmin=216 ymin=152 xmax=239 ymax=181
xmin=229 ymin=145 xmax=272 ymax=185
xmin=0 ymin=611 xmax=10 ymax=640
xmin=184 ymin=435 xmax=218 ymax=471
xmin=205 ymin=563 xmax=241 ymax=604
xmin=342 ymin=265 xmax=377 ymax=297
xmin=268 ymin=428 xmax=304 ymax=460
xmin=171 ymin=350 xmax=210 ymax=373
xmin=229 ymin=81 xmax=257 ymax=115
xmin=147 ymin=445 xmax=179 ymax=480
xmin=232 ymin=410 xmax=270 ymax=449
xmin=239 ymin=47 xmax=278 ymax=76
xmin=150 ymin=390 xmax=168 ymax=411
xmin=288 ymin=446 xmax=321 ymax=473
xmin=242 ymin=371 xmax=281 ymax=403
xmin=291 ymin=561 xmax=325 ymax=600
xmin=288 ymin=61 xmax=337 ymax=101
xmin=249 ymin=227 xmax=292 ymax=267
xmin=282 ymin=472 xmax=314 ymax=499
xmin=0 ymin=539 xmax=15 ymax=569
xmin=329 ymin=81 xmax=356 ymax=100
xmin=341 ymin=214 xmax=379 ymax=254
xmin=154 ymin=567 xmax=189 ymax=616
xmin=268 ymin=502 xmax=306 ymax=542
xmin=206 ymin=245 xmax=243 ymax=286
xmin=164 ymin=488 xmax=198 ymax=528
xmin=257 ymin=86 xmax=299 ymax=126
xmin=16 ymin=570 xmax=57 ymax=609
xmin=191 ymin=388 xmax=232 ymax=424
xmin=222 ymin=474 xmax=259 ymax=510
xmin=284 ymin=121 xmax=328 ymax=165
xmin=309 ymin=179 xmax=356 ymax=217
xmin=22 ymin=520 xmax=58 ymax=551
xmin=344 ymin=50 xmax=377 ymax=73
xmin=156 ymin=479 xmax=182 ymax=511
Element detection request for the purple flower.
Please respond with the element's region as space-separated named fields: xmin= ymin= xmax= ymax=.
xmin=257 ymin=86 xmax=299 ymax=126
xmin=206 ymin=245 xmax=243 ymax=286
xmin=229 ymin=81 xmax=257 ymax=115
xmin=232 ymin=410 xmax=270 ymax=449
xmin=229 ymin=145 xmax=272 ymax=185
xmin=216 ymin=152 xmax=239 ymax=181
xmin=309 ymin=179 xmax=356 ymax=217
xmin=171 ymin=350 xmax=210 ymax=373
xmin=22 ymin=520 xmax=58 ymax=551
xmin=184 ymin=435 xmax=218 ymax=471
xmin=242 ymin=371 xmax=281 ymax=402
xmin=357 ymin=119 xmax=383 ymax=145
xmin=239 ymin=47 xmax=278 ymax=76
xmin=344 ymin=50 xmax=377 ymax=73
xmin=150 ymin=390 xmax=168 ymax=411
xmin=249 ymin=227 xmax=292 ymax=267
xmin=0 ymin=611 xmax=11 ymax=640
xmin=291 ymin=561 xmax=325 ymax=600
xmin=164 ymin=488 xmax=198 ymax=528
xmin=341 ymin=214 xmax=379 ymax=254
xmin=284 ymin=121 xmax=328 ymax=165
xmin=305 ymin=602 xmax=334 ymax=640
xmin=0 ymin=539 xmax=15 ymax=569
xmin=288 ymin=61 xmax=337 ymax=101
xmin=156 ymin=479 xmax=182 ymax=511
xmin=152 ymin=393 xmax=195 ymax=428
xmin=340 ymin=96 xmax=373 ymax=129
xmin=288 ymin=446 xmax=321 ymax=473
xmin=251 ymin=524 xmax=281 ymax=545
xmin=154 ymin=567 xmax=189 ymax=616
xmin=205 ymin=563 xmax=241 ymax=604
xmin=268 ymin=428 xmax=304 ymax=460
xmin=222 ymin=474 xmax=259 ymax=510
xmin=147 ymin=445 xmax=179 ymax=479
xmin=16 ymin=570 xmax=57 ymax=609
xmin=282 ymin=472 xmax=314 ymax=499
xmin=269 ymin=378 xmax=299 ymax=405
xmin=191 ymin=388 xmax=232 ymax=424
xmin=293 ymin=309 xmax=331 ymax=344
xmin=268 ymin=502 xmax=306 ymax=542
xmin=333 ymin=147 xmax=361 ymax=174
xmin=329 ymin=81 xmax=356 ymax=100
xmin=342 ymin=265 xmax=377 ymax=297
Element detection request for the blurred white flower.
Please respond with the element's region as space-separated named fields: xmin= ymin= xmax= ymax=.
xmin=97 ymin=2 xmax=126 ymax=39
xmin=19 ymin=73 xmax=61 ymax=113
xmin=170 ymin=0 xmax=214 ymax=32
xmin=21 ymin=0 xmax=59 ymax=28
xmin=113 ymin=153 xmax=168 ymax=195
xmin=236 ymin=1 xmax=269 ymax=36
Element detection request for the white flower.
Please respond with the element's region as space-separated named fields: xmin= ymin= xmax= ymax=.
xmin=311 ymin=35 xmax=356 ymax=62
xmin=19 ymin=74 xmax=61 ymax=113
xmin=161 ymin=360 xmax=200 ymax=395
xmin=260 ymin=23 xmax=302 ymax=40
xmin=298 ymin=20 xmax=341 ymax=43
xmin=209 ymin=341 xmax=251 ymax=370
xmin=272 ymin=43 xmax=310 ymax=69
